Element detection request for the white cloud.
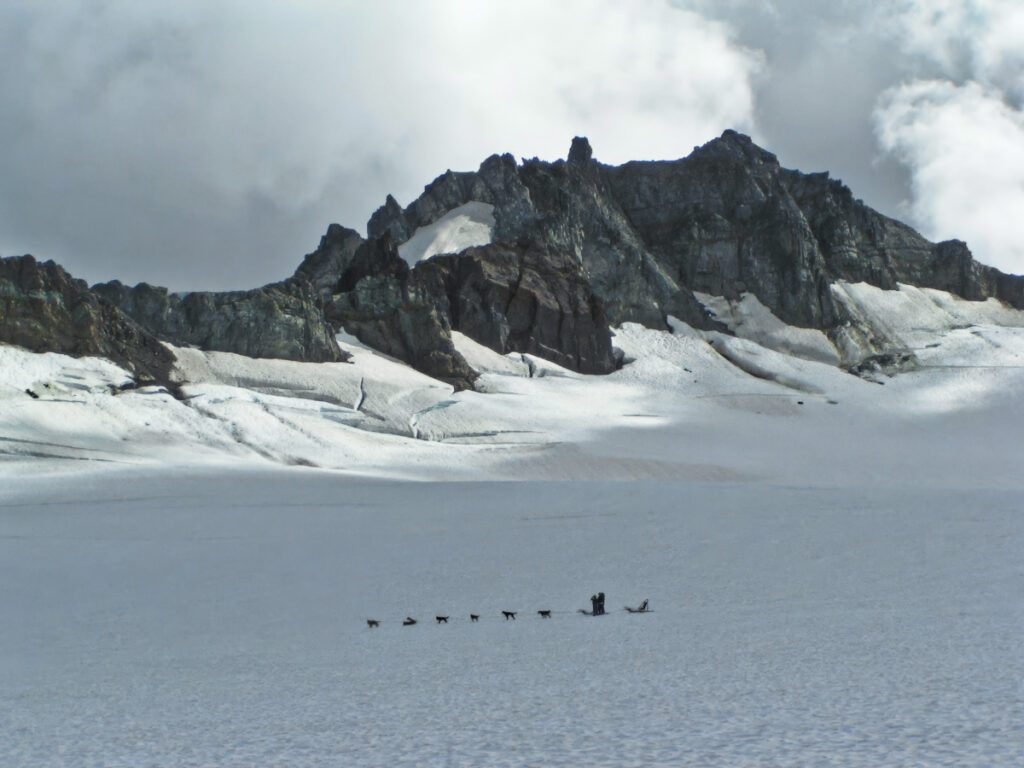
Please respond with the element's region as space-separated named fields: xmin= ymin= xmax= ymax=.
xmin=0 ymin=0 xmax=762 ymax=288
xmin=875 ymin=80 xmax=1024 ymax=274
xmin=872 ymin=1 xmax=1024 ymax=274
xmin=882 ymin=0 xmax=1024 ymax=102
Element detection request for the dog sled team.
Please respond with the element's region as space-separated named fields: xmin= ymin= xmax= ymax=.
xmin=367 ymin=593 xmax=650 ymax=628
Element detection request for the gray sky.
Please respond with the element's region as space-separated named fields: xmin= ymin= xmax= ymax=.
xmin=1 ymin=0 xmax=1022 ymax=290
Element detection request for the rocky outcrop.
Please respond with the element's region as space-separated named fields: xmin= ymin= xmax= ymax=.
xmin=415 ymin=240 xmax=616 ymax=373
xmin=295 ymin=225 xmax=476 ymax=384
xmin=9 ymin=133 xmax=1023 ymax=387
xmin=363 ymin=131 xmax=1024 ymax=372
xmin=0 ymin=255 xmax=177 ymax=386
xmin=782 ymin=170 xmax=1024 ymax=308
xmin=269 ymin=130 xmax=1024 ymax=384
xmin=605 ymin=132 xmax=835 ymax=327
xmin=94 ymin=278 xmax=346 ymax=363
xmin=607 ymin=131 xmax=1024 ymax=320
xmin=293 ymin=223 xmax=365 ymax=299
xmin=322 ymin=236 xmax=476 ymax=388
xmin=367 ymin=141 xmax=703 ymax=331
xmin=368 ymin=154 xmax=538 ymax=247
xmin=306 ymin=228 xmax=617 ymax=384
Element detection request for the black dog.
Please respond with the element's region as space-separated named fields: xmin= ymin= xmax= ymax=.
xmin=537 ymin=610 xmax=552 ymax=619
xmin=403 ymin=617 xmax=417 ymax=626
xmin=502 ymin=611 xmax=517 ymax=621
xmin=470 ymin=614 xmax=479 ymax=622
xmin=367 ymin=619 xmax=380 ymax=628
xmin=436 ymin=616 xmax=449 ymax=624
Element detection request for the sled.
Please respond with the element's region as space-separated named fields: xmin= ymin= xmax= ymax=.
xmin=624 ymin=599 xmax=650 ymax=614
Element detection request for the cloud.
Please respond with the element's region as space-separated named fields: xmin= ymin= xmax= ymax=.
xmin=674 ymin=0 xmax=918 ymax=221
xmin=872 ymin=1 xmax=1024 ymax=274
xmin=7 ymin=1 xmax=1016 ymax=285
xmin=874 ymin=81 xmax=1024 ymax=274
xmin=881 ymin=0 xmax=1024 ymax=101
xmin=0 ymin=0 xmax=762 ymax=289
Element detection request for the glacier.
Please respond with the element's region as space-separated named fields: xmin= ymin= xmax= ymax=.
xmin=2 ymin=282 xmax=1023 ymax=766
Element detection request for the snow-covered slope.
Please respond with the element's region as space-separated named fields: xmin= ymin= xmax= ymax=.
xmin=4 ymin=283 xmax=1024 ymax=767
xmin=397 ymin=201 xmax=495 ymax=266
xmin=3 ymin=472 xmax=1021 ymax=767
xmin=831 ymin=280 xmax=1024 ymax=366
xmin=695 ymin=290 xmax=840 ymax=365
xmin=3 ymin=282 xmax=1023 ymax=487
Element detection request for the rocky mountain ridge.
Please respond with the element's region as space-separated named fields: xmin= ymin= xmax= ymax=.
xmin=0 ymin=255 xmax=177 ymax=388
xmin=92 ymin=279 xmax=345 ymax=364
xmin=3 ymin=131 xmax=1023 ymax=390
xmin=293 ymin=130 xmax=1024 ymax=383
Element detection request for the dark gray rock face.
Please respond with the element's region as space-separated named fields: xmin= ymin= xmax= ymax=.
xmin=606 ymin=131 xmax=1024 ymax=320
xmin=0 ymin=255 xmax=177 ymax=386
xmin=322 ymin=236 xmax=476 ymax=388
xmin=367 ymin=142 xmax=697 ymax=331
xmin=10 ymin=133 xmax=1022 ymax=389
xmin=368 ymin=154 xmax=537 ymax=247
xmin=94 ymin=278 xmax=345 ymax=363
xmin=567 ymin=135 xmax=594 ymax=165
xmin=366 ymin=131 xmax=1024 ymax=365
xmin=605 ymin=132 xmax=835 ymax=327
xmin=416 ymin=240 xmax=616 ymax=373
xmin=293 ymin=223 xmax=365 ymax=299
xmin=305 ymin=226 xmax=617 ymax=383
xmin=781 ymin=171 xmax=1013 ymax=303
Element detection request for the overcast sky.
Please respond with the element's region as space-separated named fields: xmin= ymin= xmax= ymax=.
xmin=2 ymin=0 xmax=1022 ymax=289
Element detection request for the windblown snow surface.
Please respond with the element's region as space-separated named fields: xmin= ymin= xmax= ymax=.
xmin=2 ymin=283 xmax=1023 ymax=766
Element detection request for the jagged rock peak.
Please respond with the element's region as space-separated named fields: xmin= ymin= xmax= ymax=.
xmin=319 ymin=223 xmax=362 ymax=249
xmin=567 ymin=136 xmax=593 ymax=165
xmin=692 ymin=129 xmax=779 ymax=167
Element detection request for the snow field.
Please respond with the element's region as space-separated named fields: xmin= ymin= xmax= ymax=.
xmin=1 ymin=473 xmax=1021 ymax=766
xmin=3 ymin=281 xmax=1024 ymax=765
xmin=1 ymin=282 xmax=1023 ymax=486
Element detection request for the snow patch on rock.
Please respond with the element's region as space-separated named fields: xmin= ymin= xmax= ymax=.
xmin=398 ymin=202 xmax=495 ymax=266
xmin=706 ymin=334 xmax=827 ymax=394
xmin=694 ymin=291 xmax=840 ymax=365
xmin=450 ymin=332 xmax=531 ymax=378
xmin=831 ymin=281 xmax=1024 ymax=366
